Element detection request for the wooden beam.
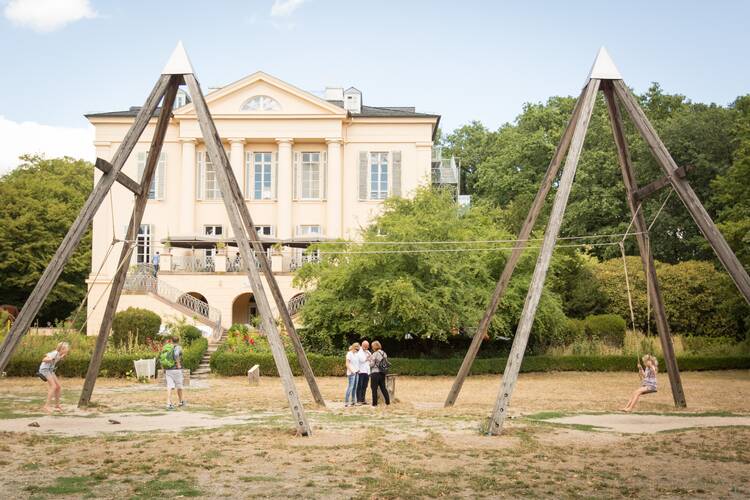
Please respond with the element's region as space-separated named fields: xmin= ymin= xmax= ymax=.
xmin=78 ymin=77 xmax=179 ymax=407
xmin=633 ymin=165 xmax=693 ymax=203
xmin=184 ymin=74 xmax=312 ymax=436
xmin=94 ymin=158 xmax=143 ymax=196
xmin=0 ymin=75 xmax=172 ymax=373
xmin=602 ymin=82 xmax=686 ymax=407
xmin=218 ymin=147 xmax=326 ymax=407
xmin=612 ymin=80 xmax=750 ymax=305
xmin=487 ymin=78 xmax=601 ymax=435
xmin=444 ymin=87 xmax=586 ymax=407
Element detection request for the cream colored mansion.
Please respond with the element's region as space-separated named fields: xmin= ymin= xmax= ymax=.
xmin=85 ymin=71 xmax=455 ymax=336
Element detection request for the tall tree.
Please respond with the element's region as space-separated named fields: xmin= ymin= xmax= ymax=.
xmin=0 ymin=156 xmax=93 ymax=323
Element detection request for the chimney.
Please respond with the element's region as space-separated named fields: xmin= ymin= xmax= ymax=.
xmin=324 ymin=87 xmax=344 ymax=101
xmin=343 ymin=87 xmax=362 ymax=113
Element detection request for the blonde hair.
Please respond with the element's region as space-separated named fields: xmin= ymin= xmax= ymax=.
xmin=371 ymin=340 xmax=382 ymax=351
xmin=642 ymin=354 xmax=658 ymax=368
xmin=349 ymin=343 xmax=360 ymax=352
xmin=57 ymin=341 xmax=70 ymax=352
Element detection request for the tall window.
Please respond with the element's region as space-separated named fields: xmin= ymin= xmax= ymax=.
xmin=136 ymin=225 xmax=152 ymax=264
xmin=301 ymin=152 xmax=321 ymax=200
xmin=197 ymin=151 xmax=222 ymax=200
xmin=247 ymin=152 xmax=274 ymax=200
xmin=204 ymin=225 xmax=223 ymax=258
xmin=370 ymin=152 xmax=389 ymax=200
xmin=137 ymin=151 xmax=166 ymax=200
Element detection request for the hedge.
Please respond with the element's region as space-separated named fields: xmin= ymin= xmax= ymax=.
xmin=5 ymin=338 xmax=208 ymax=377
xmin=210 ymin=350 xmax=750 ymax=377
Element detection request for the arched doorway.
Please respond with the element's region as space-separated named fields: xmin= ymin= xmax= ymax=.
xmin=232 ymin=292 xmax=258 ymax=326
xmin=185 ymin=292 xmax=208 ymax=303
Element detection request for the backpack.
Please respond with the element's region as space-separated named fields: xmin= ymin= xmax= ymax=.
xmin=377 ymin=352 xmax=391 ymax=374
xmin=159 ymin=343 xmax=176 ymax=369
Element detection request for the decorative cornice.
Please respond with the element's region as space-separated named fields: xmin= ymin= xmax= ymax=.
xmin=325 ymin=137 xmax=343 ymax=145
xmin=179 ymin=138 xmax=197 ymax=144
xmin=275 ymin=138 xmax=294 ymax=145
xmin=228 ymin=137 xmax=246 ymax=144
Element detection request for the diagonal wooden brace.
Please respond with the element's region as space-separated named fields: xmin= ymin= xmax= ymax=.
xmin=95 ymin=158 xmax=143 ymax=196
xmin=633 ymin=165 xmax=693 ymax=203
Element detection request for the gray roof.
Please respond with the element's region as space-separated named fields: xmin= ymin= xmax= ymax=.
xmin=85 ymin=101 xmax=439 ymax=120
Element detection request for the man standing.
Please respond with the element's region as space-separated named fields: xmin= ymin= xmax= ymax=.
xmin=161 ymin=336 xmax=186 ymax=410
xmin=356 ymin=340 xmax=371 ymax=405
xmin=152 ymin=251 xmax=160 ymax=275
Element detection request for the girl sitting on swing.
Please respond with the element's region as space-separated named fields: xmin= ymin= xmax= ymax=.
xmin=621 ymin=354 xmax=658 ymax=412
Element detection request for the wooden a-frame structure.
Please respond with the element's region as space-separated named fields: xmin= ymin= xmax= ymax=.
xmin=444 ymin=48 xmax=750 ymax=434
xmin=0 ymin=42 xmax=324 ymax=435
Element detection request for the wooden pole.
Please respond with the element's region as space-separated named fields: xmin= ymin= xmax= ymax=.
xmin=0 ymin=75 xmax=172 ymax=374
xmin=612 ymin=80 xmax=750 ymax=305
xmin=602 ymin=82 xmax=686 ymax=407
xmin=209 ymin=135 xmax=325 ymax=407
xmin=185 ymin=74 xmax=312 ymax=436
xmin=78 ymin=76 xmax=180 ymax=407
xmin=487 ymin=78 xmax=601 ymax=435
xmin=444 ymin=89 xmax=585 ymax=407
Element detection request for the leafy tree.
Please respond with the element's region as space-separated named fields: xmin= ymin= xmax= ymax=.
xmin=0 ymin=155 xmax=93 ymax=323
xmin=295 ymin=188 xmax=570 ymax=350
xmin=712 ymin=95 xmax=750 ymax=268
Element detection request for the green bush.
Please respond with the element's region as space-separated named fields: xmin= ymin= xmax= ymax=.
xmin=592 ymin=257 xmax=750 ymax=338
xmin=584 ymin=314 xmax=626 ymax=346
xmin=683 ymin=336 xmax=750 ymax=356
xmin=3 ymin=334 xmax=207 ymax=377
xmin=111 ymin=308 xmax=161 ymax=346
xmin=566 ymin=318 xmax=586 ymax=341
xmin=172 ymin=324 xmax=202 ymax=345
xmin=209 ymin=348 xmax=750 ymax=376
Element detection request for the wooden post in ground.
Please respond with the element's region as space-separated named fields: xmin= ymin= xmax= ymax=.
xmin=612 ymin=80 xmax=750 ymax=305
xmin=209 ymin=127 xmax=325 ymax=407
xmin=444 ymin=89 xmax=585 ymax=407
xmin=0 ymin=75 xmax=172 ymax=374
xmin=78 ymin=76 xmax=180 ymax=407
xmin=185 ymin=73 xmax=312 ymax=435
xmin=487 ymin=78 xmax=601 ymax=435
xmin=602 ymin=82 xmax=686 ymax=407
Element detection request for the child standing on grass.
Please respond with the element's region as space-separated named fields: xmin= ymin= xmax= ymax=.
xmin=39 ymin=341 xmax=70 ymax=413
xmin=621 ymin=354 xmax=658 ymax=412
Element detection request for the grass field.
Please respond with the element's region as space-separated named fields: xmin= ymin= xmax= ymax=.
xmin=1 ymin=371 xmax=748 ymax=498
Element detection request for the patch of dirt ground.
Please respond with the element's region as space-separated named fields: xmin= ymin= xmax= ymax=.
xmin=0 ymin=371 xmax=748 ymax=498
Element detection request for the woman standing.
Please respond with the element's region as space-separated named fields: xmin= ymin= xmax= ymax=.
xmin=368 ymin=341 xmax=390 ymax=407
xmin=344 ymin=343 xmax=360 ymax=407
xmin=39 ymin=341 xmax=69 ymax=413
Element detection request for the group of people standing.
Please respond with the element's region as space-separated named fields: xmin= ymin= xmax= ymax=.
xmin=344 ymin=340 xmax=390 ymax=407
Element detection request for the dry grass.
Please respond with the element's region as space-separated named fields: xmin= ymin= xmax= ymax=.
xmin=0 ymin=371 xmax=748 ymax=498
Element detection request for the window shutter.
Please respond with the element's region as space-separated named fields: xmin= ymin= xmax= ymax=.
xmin=321 ymin=151 xmax=327 ymax=200
xmin=391 ymin=150 xmax=402 ymax=197
xmin=358 ymin=151 xmax=368 ymax=200
xmin=244 ymin=152 xmax=252 ymax=199
xmin=137 ymin=152 xmax=146 ymax=181
xmin=157 ymin=152 xmax=166 ymax=200
xmin=272 ymin=152 xmax=278 ymax=200
xmin=196 ymin=152 xmax=204 ymax=201
xmin=293 ymin=152 xmax=300 ymax=200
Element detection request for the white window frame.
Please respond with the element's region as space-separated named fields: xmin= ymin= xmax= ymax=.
xmin=255 ymin=225 xmax=274 ymax=237
xmin=197 ymin=151 xmax=224 ymax=201
xmin=204 ymin=225 xmax=223 ymax=258
xmin=369 ymin=152 xmax=389 ymax=200
xmin=247 ymin=152 xmax=274 ymax=200
xmin=300 ymin=152 xmax=321 ymax=200
xmin=136 ymin=224 xmax=153 ymax=264
xmin=296 ymin=224 xmax=322 ymax=237
xmin=137 ymin=151 xmax=166 ymax=200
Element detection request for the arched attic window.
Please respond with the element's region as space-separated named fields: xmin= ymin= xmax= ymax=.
xmin=240 ymin=95 xmax=281 ymax=112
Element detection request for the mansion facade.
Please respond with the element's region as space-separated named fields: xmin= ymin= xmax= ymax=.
xmin=85 ymin=71 xmax=449 ymax=336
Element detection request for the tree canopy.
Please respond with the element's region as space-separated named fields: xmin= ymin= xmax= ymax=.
xmin=0 ymin=155 xmax=93 ymax=323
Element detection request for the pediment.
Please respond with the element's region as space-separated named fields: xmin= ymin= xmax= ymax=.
xmin=175 ymin=71 xmax=346 ymax=117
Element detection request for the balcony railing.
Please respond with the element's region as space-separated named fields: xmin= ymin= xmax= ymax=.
xmin=290 ymin=250 xmax=320 ymax=271
xmin=171 ymin=255 xmax=214 ymax=273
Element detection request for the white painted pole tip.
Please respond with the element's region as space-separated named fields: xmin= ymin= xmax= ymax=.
xmin=162 ymin=41 xmax=194 ymax=75
xmin=587 ymin=46 xmax=622 ymax=80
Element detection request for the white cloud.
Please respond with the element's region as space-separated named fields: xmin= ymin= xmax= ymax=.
xmin=0 ymin=116 xmax=94 ymax=174
xmin=4 ymin=0 xmax=96 ymax=32
xmin=270 ymin=0 xmax=307 ymax=17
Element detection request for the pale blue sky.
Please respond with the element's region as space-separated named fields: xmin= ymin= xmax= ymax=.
xmin=0 ymin=0 xmax=748 ymax=170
